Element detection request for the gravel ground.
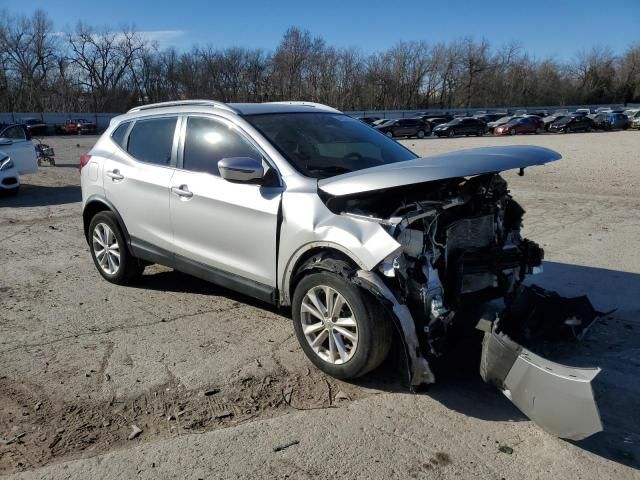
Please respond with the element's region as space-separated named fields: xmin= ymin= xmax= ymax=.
xmin=1 ymin=131 xmax=639 ymax=479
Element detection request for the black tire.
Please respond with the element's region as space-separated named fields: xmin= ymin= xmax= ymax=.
xmin=385 ymin=131 xmax=393 ymax=138
xmin=417 ymin=129 xmax=425 ymax=139
xmin=292 ymin=271 xmax=392 ymax=379
xmin=88 ymin=211 xmax=144 ymax=285
xmin=447 ymin=129 xmax=455 ymax=138
xmin=509 ymin=129 xmax=517 ymax=136
xmin=476 ymin=129 xmax=483 ymax=136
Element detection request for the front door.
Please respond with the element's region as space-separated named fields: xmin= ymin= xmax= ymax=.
xmin=169 ymin=115 xmax=282 ymax=289
xmin=0 ymin=125 xmax=37 ymax=175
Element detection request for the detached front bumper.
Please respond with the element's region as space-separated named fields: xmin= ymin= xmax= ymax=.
xmin=478 ymin=318 xmax=602 ymax=441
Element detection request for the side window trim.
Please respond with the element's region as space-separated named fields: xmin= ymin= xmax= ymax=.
xmin=178 ymin=114 xmax=282 ymax=186
xmin=122 ymin=114 xmax=180 ymax=169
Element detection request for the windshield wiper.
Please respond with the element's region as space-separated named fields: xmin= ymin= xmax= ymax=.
xmin=307 ymin=165 xmax=353 ymax=176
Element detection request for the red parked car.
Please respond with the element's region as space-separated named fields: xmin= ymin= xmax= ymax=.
xmin=56 ymin=119 xmax=98 ymax=135
xmin=494 ymin=116 xmax=544 ymax=135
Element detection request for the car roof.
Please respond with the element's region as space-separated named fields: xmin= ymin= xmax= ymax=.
xmin=229 ymin=102 xmax=340 ymax=115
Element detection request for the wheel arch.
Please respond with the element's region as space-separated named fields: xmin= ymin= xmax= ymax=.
xmin=82 ymin=196 xmax=132 ymax=253
xmin=281 ymin=244 xmax=365 ymax=306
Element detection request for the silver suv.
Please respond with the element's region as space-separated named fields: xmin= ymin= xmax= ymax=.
xmin=80 ymin=100 xmax=601 ymax=438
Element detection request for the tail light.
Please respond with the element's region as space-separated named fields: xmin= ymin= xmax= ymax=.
xmin=79 ymin=154 xmax=91 ymax=172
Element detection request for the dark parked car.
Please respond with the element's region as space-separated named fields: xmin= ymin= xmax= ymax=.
xmin=549 ymin=115 xmax=593 ymax=133
xmin=22 ymin=118 xmax=48 ymax=136
xmin=494 ymin=116 xmax=545 ymax=136
xmin=542 ymin=113 xmax=567 ymax=131
xmin=432 ymin=117 xmax=485 ymax=137
xmin=374 ymin=118 xmax=430 ymax=138
xmin=357 ymin=116 xmax=380 ymax=126
xmin=602 ymin=113 xmax=630 ymax=130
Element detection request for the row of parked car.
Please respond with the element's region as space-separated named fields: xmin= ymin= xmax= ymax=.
xmin=357 ymin=107 xmax=640 ymax=139
xmin=1 ymin=118 xmax=98 ymax=137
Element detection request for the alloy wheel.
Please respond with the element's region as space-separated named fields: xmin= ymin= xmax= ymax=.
xmin=92 ymin=223 xmax=120 ymax=275
xmin=300 ymin=285 xmax=358 ymax=364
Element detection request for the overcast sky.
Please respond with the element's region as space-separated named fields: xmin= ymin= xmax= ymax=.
xmin=1 ymin=0 xmax=638 ymax=58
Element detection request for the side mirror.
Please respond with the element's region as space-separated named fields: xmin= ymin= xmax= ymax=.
xmin=0 ymin=138 xmax=13 ymax=146
xmin=218 ymin=157 xmax=264 ymax=184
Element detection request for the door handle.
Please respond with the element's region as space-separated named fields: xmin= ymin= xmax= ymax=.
xmin=106 ymin=169 xmax=124 ymax=181
xmin=171 ymin=185 xmax=193 ymax=198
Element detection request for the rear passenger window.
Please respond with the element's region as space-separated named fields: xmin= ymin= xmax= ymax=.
xmin=127 ymin=117 xmax=177 ymax=166
xmin=111 ymin=122 xmax=130 ymax=148
xmin=182 ymin=117 xmax=261 ymax=176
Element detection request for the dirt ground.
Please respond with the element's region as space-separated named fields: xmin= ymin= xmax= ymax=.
xmin=1 ymin=131 xmax=639 ymax=479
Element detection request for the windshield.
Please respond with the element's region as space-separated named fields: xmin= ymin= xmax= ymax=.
xmin=447 ymin=118 xmax=463 ymax=125
xmin=244 ymin=113 xmax=417 ymax=179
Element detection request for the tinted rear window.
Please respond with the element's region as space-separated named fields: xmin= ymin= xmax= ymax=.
xmin=127 ymin=117 xmax=177 ymax=166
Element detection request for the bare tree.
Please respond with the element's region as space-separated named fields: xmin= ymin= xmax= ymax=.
xmin=0 ymin=9 xmax=57 ymax=110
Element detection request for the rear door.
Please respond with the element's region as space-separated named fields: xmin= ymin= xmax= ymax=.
xmin=103 ymin=116 xmax=179 ymax=253
xmin=0 ymin=125 xmax=37 ymax=174
xmin=169 ymin=115 xmax=282 ymax=289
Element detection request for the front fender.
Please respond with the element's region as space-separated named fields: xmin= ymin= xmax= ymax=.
xmin=278 ymin=189 xmax=400 ymax=305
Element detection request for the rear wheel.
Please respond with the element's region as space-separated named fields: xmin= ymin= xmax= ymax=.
xmin=292 ymin=271 xmax=392 ymax=379
xmin=476 ymin=129 xmax=483 ymax=136
xmin=88 ymin=211 xmax=144 ymax=285
xmin=448 ymin=129 xmax=455 ymax=138
xmin=535 ymin=127 xmax=542 ymax=134
xmin=417 ymin=129 xmax=425 ymax=139
xmin=385 ymin=131 xmax=393 ymax=138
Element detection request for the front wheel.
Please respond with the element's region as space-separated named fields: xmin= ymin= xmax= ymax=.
xmin=476 ymin=129 xmax=483 ymax=136
xmin=385 ymin=131 xmax=393 ymax=138
xmin=509 ymin=129 xmax=517 ymax=136
xmin=447 ymin=129 xmax=455 ymax=138
xmin=292 ymin=271 xmax=392 ymax=379
xmin=88 ymin=211 xmax=144 ymax=285
xmin=417 ymin=129 xmax=425 ymax=139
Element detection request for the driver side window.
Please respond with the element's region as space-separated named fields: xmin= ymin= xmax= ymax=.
xmin=182 ymin=117 xmax=262 ymax=176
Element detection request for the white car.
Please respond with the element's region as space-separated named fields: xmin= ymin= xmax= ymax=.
xmin=0 ymin=151 xmax=19 ymax=195
xmin=0 ymin=124 xmax=38 ymax=176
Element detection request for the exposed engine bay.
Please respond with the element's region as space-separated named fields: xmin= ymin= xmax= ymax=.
xmin=320 ymin=172 xmax=603 ymax=440
xmin=323 ymin=173 xmax=543 ymax=355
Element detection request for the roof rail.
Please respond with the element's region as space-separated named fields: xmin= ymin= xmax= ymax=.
xmin=127 ymin=99 xmax=238 ymax=114
xmin=266 ymin=101 xmax=341 ymax=113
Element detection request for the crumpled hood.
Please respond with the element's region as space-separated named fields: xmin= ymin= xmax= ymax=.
xmin=318 ymin=145 xmax=561 ymax=196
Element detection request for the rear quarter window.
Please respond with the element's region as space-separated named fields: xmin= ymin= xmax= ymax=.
xmin=111 ymin=122 xmax=131 ymax=148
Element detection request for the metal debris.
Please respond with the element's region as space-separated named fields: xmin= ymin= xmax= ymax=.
xmin=128 ymin=424 xmax=142 ymax=440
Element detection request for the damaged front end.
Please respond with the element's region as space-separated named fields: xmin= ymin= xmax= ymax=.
xmin=318 ymin=149 xmax=602 ymax=440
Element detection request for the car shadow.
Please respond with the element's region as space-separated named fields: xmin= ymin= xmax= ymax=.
xmin=0 ymin=184 xmax=81 ymax=207
xmin=131 ymin=268 xmax=282 ymax=314
xmin=132 ymin=261 xmax=640 ymax=468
